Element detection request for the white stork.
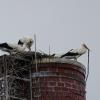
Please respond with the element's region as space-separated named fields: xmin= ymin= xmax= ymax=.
xmin=0 ymin=42 xmax=27 ymax=54
xmin=18 ymin=37 xmax=34 ymax=51
xmin=60 ymin=44 xmax=89 ymax=60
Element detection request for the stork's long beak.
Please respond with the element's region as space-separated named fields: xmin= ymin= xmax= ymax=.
xmin=87 ymin=46 xmax=90 ymax=51
xmin=84 ymin=44 xmax=90 ymax=51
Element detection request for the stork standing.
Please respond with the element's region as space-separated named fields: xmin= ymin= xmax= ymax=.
xmin=18 ymin=37 xmax=34 ymax=51
xmin=60 ymin=44 xmax=89 ymax=60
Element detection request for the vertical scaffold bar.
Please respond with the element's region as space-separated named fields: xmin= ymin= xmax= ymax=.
xmin=34 ymin=34 xmax=38 ymax=72
xmin=49 ymin=44 xmax=50 ymax=62
xmin=30 ymin=67 xmax=33 ymax=100
xmin=34 ymin=34 xmax=41 ymax=100
xmin=3 ymin=56 xmax=9 ymax=100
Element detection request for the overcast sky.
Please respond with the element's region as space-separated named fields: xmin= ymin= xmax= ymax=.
xmin=0 ymin=0 xmax=99 ymax=100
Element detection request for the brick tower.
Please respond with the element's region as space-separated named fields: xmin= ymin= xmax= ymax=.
xmin=32 ymin=58 xmax=86 ymax=100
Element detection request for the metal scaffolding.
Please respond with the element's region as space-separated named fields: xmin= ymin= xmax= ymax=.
xmin=0 ymin=51 xmax=51 ymax=100
xmin=0 ymin=54 xmax=32 ymax=100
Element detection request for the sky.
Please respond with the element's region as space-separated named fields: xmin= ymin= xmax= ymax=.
xmin=0 ymin=0 xmax=99 ymax=100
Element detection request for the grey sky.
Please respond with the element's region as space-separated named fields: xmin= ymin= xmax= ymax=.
xmin=0 ymin=0 xmax=99 ymax=100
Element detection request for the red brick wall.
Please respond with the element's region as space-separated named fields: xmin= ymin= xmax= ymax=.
xmin=32 ymin=62 xmax=86 ymax=100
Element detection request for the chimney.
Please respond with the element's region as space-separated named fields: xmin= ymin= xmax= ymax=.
xmin=32 ymin=59 xmax=86 ymax=100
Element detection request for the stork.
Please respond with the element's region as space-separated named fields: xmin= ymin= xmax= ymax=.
xmin=60 ymin=44 xmax=90 ymax=60
xmin=18 ymin=37 xmax=34 ymax=51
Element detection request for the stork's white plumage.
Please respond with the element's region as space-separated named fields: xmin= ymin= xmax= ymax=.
xmin=0 ymin=42 xmax=27 ymax=54
xmin=18 ymin=37 xmax=34 ymax=51
xmin=60 ymin=44 xmax=89 ymax=60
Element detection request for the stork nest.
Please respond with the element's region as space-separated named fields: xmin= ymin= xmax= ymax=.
xmin=9 ymin=51 xmax=54 ymax=61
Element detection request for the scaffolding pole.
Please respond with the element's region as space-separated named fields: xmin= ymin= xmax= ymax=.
xmin=34 ymin=34 xmax=41 ymax=100
xmin=4 ymin=56 xmax=9 ymax=100
xmin=30 ymin=66 xmax=33 ymax=100
xmin=34 ymin=34 xmax=38 ymax=72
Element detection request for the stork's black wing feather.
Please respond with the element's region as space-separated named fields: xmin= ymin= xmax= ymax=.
xmin=0 ymin=43 xmax=13 ymax=50
xmin=18 ymin=40 xmax=24 ymax=45
xmin=60 ymin=51 xmax=79 ymax=58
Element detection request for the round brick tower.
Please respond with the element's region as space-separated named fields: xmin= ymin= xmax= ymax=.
xmin=32 ymin=59 xmax=86 ymax=100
